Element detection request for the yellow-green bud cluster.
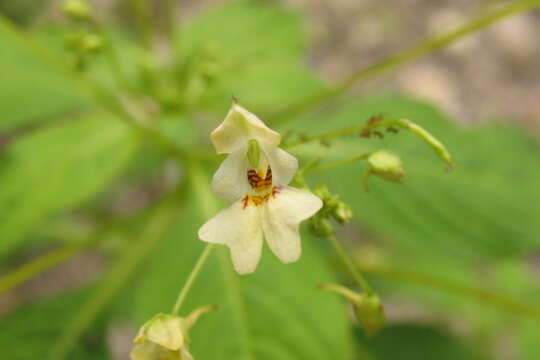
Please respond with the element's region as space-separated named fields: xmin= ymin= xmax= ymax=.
xmin=309 ymin=184 xmax=353 ymax=236
xmin=62 ymin=0 xmax=92 ymax=21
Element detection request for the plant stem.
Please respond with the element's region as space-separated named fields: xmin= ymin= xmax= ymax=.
xmin=327 ymin=234 xmax=373 ymax=295
xmin=164 ymin=0 xmax=177 ymax=44
xmin=306 ymin=153 xmax=371 ymax=174
xmin=171 ymin=244 xmax=215 ymax=315
xmin=89 ymin=19 xmax=132 ymax=93
xmin=169 ymin=161 xmax=220 ymax=315
xmin=0 ymin=16 xmax=187 ymax=163
xmin=286 ymin=118 xmax=452 ymax=168
xmin=0 ymin=243 xmax=86 ymax=294
xmin=130 ymin=0 xmax=153 ymax=48
xmin=49 ymin=202 xmax=178 ymax=360
xmin=0 ymin=187 xmax=182 ymax=294
xmin=359 ymin=263 xmax=540 ymax=319
xmin=284 ymin=118 xmax=400 ymax=148
xmin=270 ymin=0 xmax=540 ymax=123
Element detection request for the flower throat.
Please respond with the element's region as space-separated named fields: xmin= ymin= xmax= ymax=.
xmin=243 ymin=166 xmax=279 ymax=208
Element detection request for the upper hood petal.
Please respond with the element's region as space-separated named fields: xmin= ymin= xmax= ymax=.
xmin=211 ymin=104 xmax=281 ymax=154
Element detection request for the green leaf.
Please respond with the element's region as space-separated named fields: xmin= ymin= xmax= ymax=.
xmin=130 ymin=202 xmax=354 ymax=360
xmin=175 ymin=0 xmax=325 ymax=111
xmin=292 ymin=95 xmax=540 ymax=259
xmin=0 ymin=17 xmax=93 ymax=131
xmin=0 ymin=290 xmax=108 ymax=360
xmin=0 ymin=114 xmax=136 ymax=258
xmin=358 ymin=324 xmax=487 ymax=360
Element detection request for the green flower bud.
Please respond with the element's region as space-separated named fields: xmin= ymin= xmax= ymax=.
xmin=320 ymin=284 xmax=385 ymax=337
xmin=311 ymin=183 xmax=354 ymax=226
xmin=353 ymin=293 xmax=385 ymax=337
xmin=333 ymin=202 xmax=353 ymax=224
xmin=246 ymin=139 xmax=261 ymax=169
xmin=80 ymin=33 xmax=105 ymax=52
xmin=368 ymin=150 xmax=405 ymax=183
xmin=313 ymin=183 xmax=331 ymax=200
xmin=309 ymin=217 xmax=334 ymax=236
xmin=131 ymin=306 xmax=216 ymax=360
xmin=132 ymin=314 xmax=186 ymax=360
xmin=62 ymin=0 xmax=92 ymax=20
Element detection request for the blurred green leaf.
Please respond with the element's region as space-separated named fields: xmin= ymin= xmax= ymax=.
xmin=0 ymin=17 xmax=94 ymax=131
xmin=130 ymin=199 xmax=354 ymax=360
xmin=0 ymin=115 xmax=136 ymax=258
xmin=175 ymin=0 xmax=325 ymax=111
xmin=0 ymin=290 xmax=108 ymax=360
xmin=293 ymin=95 xmax=540 ymax=259
xmin=0 ymin=0 xmax=46 ymax=25
xmin=359 ymin=323 xmax=487 ymax=360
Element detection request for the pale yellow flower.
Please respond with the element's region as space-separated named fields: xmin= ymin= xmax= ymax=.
xmin=198 ymin=104 xmax=322 ymax=274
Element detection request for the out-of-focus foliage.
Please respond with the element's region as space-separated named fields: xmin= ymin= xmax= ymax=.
xmin=0 ymin=0 xmax=539 ymax=360
xmin=131 ymin=206 xmax=352 ymax=359
xmin=173 ymin=1 xmax=325 ymax=111
xmin=0 ymin=19 xmax=92 ymax=131
xmin=293 ymin=96 xmax=540 ymax=258
xmin=0 ymin=0 xmax=45 ymax=25
xmin=358 ymin=324 xmax=487 ymax=360
xmin=0 ymin=115 xmax=136 ymax=258
xmin=0 ymin=290 xmax=108 ymax=359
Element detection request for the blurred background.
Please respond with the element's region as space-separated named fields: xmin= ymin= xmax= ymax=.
xmin=1 ymin=0 xmax=539 ymax=359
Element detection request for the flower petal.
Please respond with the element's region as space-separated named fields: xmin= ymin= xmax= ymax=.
xmin=180 ymin=347 xmax=194 ymax=360
xmin=145 ymin=315 xmax=184 ymax=351
xmin=211 ymin=147 xmax=251 ymax=201
xmin=261 ymin=186 xmax=322 ymax=263
xmin=131 ymin=342 xmax=178 ymax=360
xmin=262 ymin=144 xmax=298 ymax=186
xmin=198 ymin=200 xmax=263 ymax=274
xmin=211 ymin=104 xmax=281 ymax=154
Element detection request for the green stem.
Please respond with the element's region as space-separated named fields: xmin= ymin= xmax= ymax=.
xmin=284 ymin=119 xmax=399 ymax=148
xmin=270 ymin=0 xmax=540 ymax=123
xmin=0 ymin=243 xmax=86 ymax=294
xmin=164 ymin=0 xmax=177 ymax=44
xmin=130 ymin=0 xmax=153 ymax=48
xmin=359 ymin=263 xmax=540 ymax=319
xmin=327 ymin=234 xmax=373 ymax=295
xmin=89 ymin=19 xmax=132 ymax=92
xmin=286 ymin=118 xmax=452 ymax=168
xmin=0 ymin=188 xmax=182 ymax=294
xmin=0 ymin=16 xmax=187 ymax=163
xmin=49 ymin=201 xmax=179 ymax=360
xmin=307 ymin=153 xmax=371 ymax=174
xmin=169 ymin=161 xmax=220 ymax=315
xmin=171 ymin=244 xmax=215 ymax=315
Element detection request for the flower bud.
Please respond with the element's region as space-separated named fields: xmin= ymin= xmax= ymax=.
xmin=353 ymin=292 xmax=385 ymax=337
xmin=367 ymin=150 xmax=405 ymax=183
xmin=62 ymin=0 xmax=92 ymax=20
xmin=131 ymin=306 xmax=216 ymax=360
xmin=80 ymin=33 xmax=105 ymax=52
xmin=308 ymin=184 xmax=354 ymax=236
xmin=320 ymin=283 xmax=384 ymax=336
xmin=309 ymin=217 xmax=335 ymax=236
xmin=333 ymin=202 xmax=353 ymax=224
xmin=131 ymin=314 xmax=186 ymax=360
